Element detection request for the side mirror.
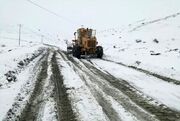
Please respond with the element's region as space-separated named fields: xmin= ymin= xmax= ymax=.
xmin=96 ymin=41 xmax=98 ymax=45
xmin=74 ymin=32 xmax=77 ymax=40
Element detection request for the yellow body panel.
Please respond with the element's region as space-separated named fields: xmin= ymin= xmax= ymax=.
xmin=73 ymin=28 xmax=97 ymax=54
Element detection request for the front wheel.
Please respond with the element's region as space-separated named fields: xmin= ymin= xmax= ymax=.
xmin=96 ymin=46 xmax=103 ymax=58
xmin=72 ymin=46 xmax=81 ymax=59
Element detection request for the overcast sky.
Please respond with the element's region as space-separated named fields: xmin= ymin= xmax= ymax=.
xmin=0 ymin=0 xmax=180 ymax=39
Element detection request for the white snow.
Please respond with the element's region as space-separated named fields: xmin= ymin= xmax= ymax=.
xmin=98 ymin=13 xmax=180 ymax=80
xmin=41 ymin=100 xmax=57 ymax=121
xmin=0 ymin=54 xmax=43 ymax=120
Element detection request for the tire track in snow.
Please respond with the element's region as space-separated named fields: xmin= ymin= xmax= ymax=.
xmin=51 ymin=51 xmax=77 ymax=121
xmin=18 ymin=49 xmax=49 ymax=121
xmin=58 ymin=52 xmax=123 ymax=121
xmin=83 ymin=59 xmax=180 ymax=121
xmin=102 ymin=58 xmax=180 ymax=85
xmin=37 ymin=50 xmax=58 ymax=121
xmin=59 ymin=51 xmax=157 ymax=121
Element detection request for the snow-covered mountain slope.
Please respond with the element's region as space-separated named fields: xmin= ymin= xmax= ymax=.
xmin=98 ymin=12 xmax=180 ymax=80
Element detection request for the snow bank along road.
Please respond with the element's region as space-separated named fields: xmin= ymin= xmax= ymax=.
xmin=1 ymin=47 xmax=180 ymax=121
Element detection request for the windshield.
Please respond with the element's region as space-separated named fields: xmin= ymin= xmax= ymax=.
xmin=92 ymin=30 xmax=96 ymax=37
xmin=87 ymin=30 xmax=92 ymax=37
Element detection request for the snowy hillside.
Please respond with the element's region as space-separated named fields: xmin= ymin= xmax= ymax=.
xmin=98 ymin=12 xmax=180 ymax=80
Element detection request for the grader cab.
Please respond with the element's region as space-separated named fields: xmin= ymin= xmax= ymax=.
xmin=71 ymin=27 xmax=103 ymax=58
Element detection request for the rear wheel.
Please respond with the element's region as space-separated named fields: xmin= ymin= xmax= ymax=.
xmin=72 ymin=46 xmax=81 ymax=59
xmin=96 ymin=46 xmax=103 ymax=58
xmin=67 ymin=46 xmax=73 ymax=54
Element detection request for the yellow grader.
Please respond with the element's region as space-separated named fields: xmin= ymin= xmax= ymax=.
xmin=69 ymin=27 xmax=103 ymax=59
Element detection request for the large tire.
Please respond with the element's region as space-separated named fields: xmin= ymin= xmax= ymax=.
xmin=67 ymin=46 xmax=73 ymax=54
xmin=72 ymin=46 xmax=81 ymax=59
xmin=96 ymin=46 xmax=103 ymax=58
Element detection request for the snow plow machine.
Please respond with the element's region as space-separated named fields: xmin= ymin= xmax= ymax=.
xmin=68 ymin=27 xmax=103 ymax=59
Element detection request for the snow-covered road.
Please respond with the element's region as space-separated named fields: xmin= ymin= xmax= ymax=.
xmin=1 ymin=47 xmax=180 ymax=121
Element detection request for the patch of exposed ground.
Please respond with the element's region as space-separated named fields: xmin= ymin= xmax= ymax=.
xmin=51 ymin=51 xmax=77 ymax=121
